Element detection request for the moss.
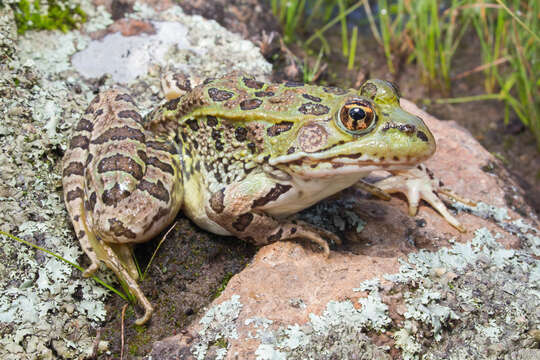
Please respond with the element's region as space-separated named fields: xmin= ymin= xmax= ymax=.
xmin=11 ymin=0 xmax=86 ymax=35
xmin=213 ymin=337 xmax=228 ymax=349
xmin=213 ymin=272 xmax=234 ymax=299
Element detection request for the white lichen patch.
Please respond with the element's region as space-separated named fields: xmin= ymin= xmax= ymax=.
xmin=218 ymin=225 xmax=539 ymax=360
xmin=72 ymin=4 xmax=271 ymax=84
xmin=386 ymin=227 xmax=540 ymax=359
xmin=192 ymin=295 xmax=243 ymax=360
xmin=248 ymin=285 xmax=391 ymax=359
xmin=1 ymin=1 xmax=272 ymax=359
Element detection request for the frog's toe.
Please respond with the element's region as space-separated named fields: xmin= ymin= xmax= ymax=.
xmin=82 ymin=262 xmax=99 ymax=278
xmin=135 ymin=301 xmax=154 ymax=326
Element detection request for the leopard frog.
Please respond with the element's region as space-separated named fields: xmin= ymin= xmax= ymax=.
xmin=63 ymin=73 xmax=465 ymax=324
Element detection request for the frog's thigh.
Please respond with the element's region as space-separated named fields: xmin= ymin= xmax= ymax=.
xmin=87 ymin=93 xmax=183 ymax=275
xmin=205 ymin=174 xmax=337 ymax=255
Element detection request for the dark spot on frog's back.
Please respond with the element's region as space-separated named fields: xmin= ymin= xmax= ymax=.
xmin=165 ymin=97 xmax=180 ymax=111
xmin=118 ymin=110 xmax=144 ymax=125
xmin=215 ymin=139 xmax=224 ymax=151
xmin=298 ymin=103 xmax=330 ymax=116
xmin=267 ymin=121 xmax=294 ymax=137
xmin=207 ymin=115 xmax=218 ymax=127
xmin=185 ymin=118 xmax=199 ymax=131
xmin=232 ymin=213 xmax=253 ymax=232
xmin=88 ymin=191 xmax=97 ymax=211
xmin=235 ymin=126 xmax=248 ymax=142
xmin=208 ymin=87 xmax=234 ymax=102
xmin=210 ymin=189 xmax=225 ymax=214
xmin=254 ymin=91 xmax=274 ymax=97
xmin=247 ymin=143 xmax=256 ymax=154
xmin=114 ymin=93 xmax=136 ymax=105
xmin=137 ymin=179 xmax=170 ymax=202
xmin=302 ymin=93 xmax=321 ymax=102
xmin=323 ymin=86 xmax=347 ymax=95
xmin=287 ymin=146 xmax=295 ymax=154
xmin=416 ymin=130 xmax=429 ymax=142
xmin=284 ymin=81 xmax=304 ymax=87
xmin=242 ymin=77 xmax=264 ymax=89
xmin=240 ymin=98 xmax=263 ymax=111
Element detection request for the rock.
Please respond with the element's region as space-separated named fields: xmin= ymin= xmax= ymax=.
xmin=0 ymin=3 xmax=271 ymax=359
xmin=148 ymin=101 xmax=539 ymax=359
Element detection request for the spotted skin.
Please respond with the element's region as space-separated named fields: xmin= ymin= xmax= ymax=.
xmin=63 ymin=73 xmax=468 ymax=325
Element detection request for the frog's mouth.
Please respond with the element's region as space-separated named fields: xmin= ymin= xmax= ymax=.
xmin=269 ymin=152 xmax=431 ymax=178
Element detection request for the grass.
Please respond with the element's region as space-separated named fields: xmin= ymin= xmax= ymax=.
xmin=11 ymin=0 xmax=86 ymax=34
xmin=268 ymin=0 xmax=540 ymax=150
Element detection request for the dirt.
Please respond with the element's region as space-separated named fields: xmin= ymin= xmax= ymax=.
xmin=96 ymin=216 xmax=255 ymax=358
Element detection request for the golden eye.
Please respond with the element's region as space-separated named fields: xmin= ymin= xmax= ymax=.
xmin=338 ymin=100 xmax=376 ymax=134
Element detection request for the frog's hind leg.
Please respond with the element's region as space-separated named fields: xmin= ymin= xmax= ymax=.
xmin=204 ymin=175 xmax=341 ymax=257
xmin=79 ymin=206 xmax=153 ymax=325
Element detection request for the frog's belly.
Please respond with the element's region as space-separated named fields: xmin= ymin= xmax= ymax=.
xmin=264 ymin=172 xmax=369 ymax=217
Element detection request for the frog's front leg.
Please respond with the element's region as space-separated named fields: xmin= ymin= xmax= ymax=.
xmin=205 ymin=173 xmax=340 ymax=256
xmin=371 ymin=164 xmax=473 ymax=232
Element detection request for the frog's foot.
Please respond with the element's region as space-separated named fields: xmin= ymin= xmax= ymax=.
xmin=101 ymin=242 xmax=154 ymax=325
xmin=78 ymin=232 xmax=101 ymax=277
xmin=79 ymin=208 xmax=153 ymax=324
xmin=355 ymin=179 xmax=392 ymax=201
xmin=373 ymin=165 xmax=469 ymax=232
xmin=289 ymin=220 xmax=342 ymax=257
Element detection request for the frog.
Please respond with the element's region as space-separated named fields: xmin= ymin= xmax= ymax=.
xmin=62 ymin=72 xmax=468 ymax=325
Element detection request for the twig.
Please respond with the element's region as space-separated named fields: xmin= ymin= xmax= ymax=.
xmin=453 ymin=57 xmax=509 ymax=80
xmin=120 ymin=304 xmax=128 ymax=360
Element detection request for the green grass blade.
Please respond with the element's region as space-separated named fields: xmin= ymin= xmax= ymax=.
xmin=0 ymin=229 xmax=128 ymax=301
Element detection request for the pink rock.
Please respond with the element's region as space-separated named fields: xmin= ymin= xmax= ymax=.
xmin=148 ymin=100 xmax=538 ymax=359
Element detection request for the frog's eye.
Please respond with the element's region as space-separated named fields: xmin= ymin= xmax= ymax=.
xmin=338 ymin=100 xmax=376 ymax=135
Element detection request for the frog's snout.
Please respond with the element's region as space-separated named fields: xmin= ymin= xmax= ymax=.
xmin=379 ymin=108 xmax=436 ymax=162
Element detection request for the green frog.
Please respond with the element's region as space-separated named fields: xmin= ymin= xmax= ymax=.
xmin=62 ymin=72 xmax=466 ymax=324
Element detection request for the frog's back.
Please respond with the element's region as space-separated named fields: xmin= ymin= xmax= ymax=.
xmin=159 ymin=73 xmax=356 ymax=126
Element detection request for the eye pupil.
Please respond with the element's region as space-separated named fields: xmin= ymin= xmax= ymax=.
xmin=349 ymin=107 xmax=366 ymax=120
xmin=338 ymin=100 xmax=376 ymax=135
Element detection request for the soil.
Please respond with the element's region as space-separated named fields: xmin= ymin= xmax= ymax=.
xmin=97 ymin=216 xmax=255 ymax=358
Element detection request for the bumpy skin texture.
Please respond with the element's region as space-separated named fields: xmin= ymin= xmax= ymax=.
xmin=63 ymin=73 xmax=463 ymax=324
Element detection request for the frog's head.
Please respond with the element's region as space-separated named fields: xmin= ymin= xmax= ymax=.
xmin=269 ymin=79 xmax=436 ymax=177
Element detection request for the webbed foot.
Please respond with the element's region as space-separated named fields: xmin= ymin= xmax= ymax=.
xmin=371 ymin=165 xmax=473 ymax=232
